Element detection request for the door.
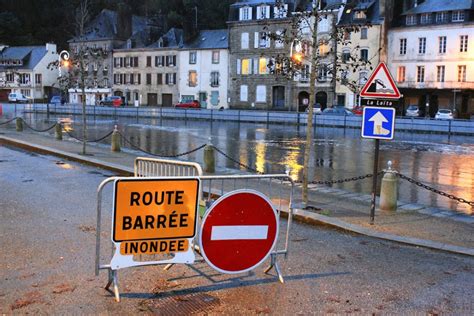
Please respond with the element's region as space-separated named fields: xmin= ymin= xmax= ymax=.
xmin=162 ymin=93 xmax=173 ymax=107
xmin=148 ymin=93 xmax=157 ymax=106
xmin=272 ymin=86 xmax=285 ymax=108
xmin=199 ymin=92 xmax=207 ymax=108
xmin=316 ymin=91 xmax=327 ymax=110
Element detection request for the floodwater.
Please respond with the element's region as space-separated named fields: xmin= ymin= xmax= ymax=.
xmin=6 ymin=109 xmax=474 ymax=214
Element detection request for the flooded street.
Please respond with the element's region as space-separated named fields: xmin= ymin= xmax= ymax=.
xmin=12 ymin=111 xmax=474 ymax=214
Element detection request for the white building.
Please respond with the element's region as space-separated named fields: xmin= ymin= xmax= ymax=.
xmin=0 ymin=43 xmax=58 ymax=101
xmin=387 ymin=0 xmax=474 ymax=118
xmin=178 ymin=30 xmax=229 ymax=109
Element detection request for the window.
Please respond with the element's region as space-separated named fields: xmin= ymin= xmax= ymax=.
xmin=239 ymin=6 xmax=252 ymax=21
xmin=275 ymin=30 xmax=284 ymax=48
xmin=439 ymin=36 xmax=446 ymax=54
xmin=258 ymin=57 xmax=268 ymax=74
xmin=344 ymin=29 xmax=351 ymax=41
xmin=397 ymin=66 xmax=405 ymax=83
xmin=400 ymin=38 xmax=407 ymax=55
xmin=257 ymin=5 xmax=270 ymax=19
xmin=458 ymin=65 xmax=466 ymax=82
xmin=146 ymin=56 xmax=151 ymax=67
xmin=125 ymin=57 xmax=130 ymax=67
xmin=21 ymin=89 xmax=30 ymax=97
xmin=342 ymin=49 xmax=350 ymax=62
xmin=256 ymin=32 xmax=270 ymax=48
xmin=437 ymin=65 xmax=445 ymax=82
xmin=318 ymin=64 xmax=328 ymax=81
xmin=241 ymin=59 xmax=251 ymax=75
xmin=355 ymin=11 xmax=366 ymax=19
xmin=146 ymin=73 xmax=152 ymax=85
xmin=6 ymin=73 xmax=14 ymax=82
xmin=212 ymin=51 xmax=220 ymax=64
xmin=360 ymin=27 xmax=368 ymax=39
xmin=165 ymin=73 xmax=176 ymax=85
xmin=256 ymin=85 xmax=266 ymax=102
xmin=210 ymin=71 xmax=219 ymax=87
xmin=166 ymin=55 xmax=176 ymax=66
xmin=133 ymin=57 xmax=139 ymax=67
xmin=452 ymin=11 xmax=465 ymax=22
xmin=418 ymin=37 xmax=426 ymax=54
xmin=189 ymin=51 xmax=197 ymax=64
xmin=358 ymin=71 xmax=368 ymax=85
xmin=19 ymin=73 xmax=30 ymax=84
xmin=274 ymin=4 xmax=288 ymax=18
xmin=318 ymin=42 xmax=329 ymax=57
xmin=157 ymin=73 xmax=162 ymax=85
xmin=319 ymin=18 xmax=329 ymax=33
xmin=420 ymin=13 xmax=431 ymax=24
xmin=436 ymin=11 xmax=448 ymax=23
xmin=360 ymin=49 xmax=368 ymax=61
xmin=241 ymin=32 xmax=249 ymax=49
xmin=155 ymin=56 xmax=164 ymax=67
xmin=460 ymin=35 xmax=468 ymax=52
xmin=406 ymin=14 xmax=416 ymax=25
xmin=240 ymin=85 xmax=248 ymax=101
xmin=35 ymin=74 xmax=42 ymax=84
xmin=301 ymin=65 xmax=310 ymax=81
xmin=188 ymin=71 xmax=197 ymax=86
xmin=417 ymin=66 xmax=425 ymax=83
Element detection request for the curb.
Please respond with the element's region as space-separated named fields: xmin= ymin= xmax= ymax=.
xmin=1 ymin=134 xmax=473 ymax=257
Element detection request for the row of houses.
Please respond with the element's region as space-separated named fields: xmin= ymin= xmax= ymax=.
xmin=1 ymin=0 xmax=473 ymax=117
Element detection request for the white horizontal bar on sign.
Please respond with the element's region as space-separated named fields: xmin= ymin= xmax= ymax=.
xmin=210 ymin=225 xmax=269 ymax=241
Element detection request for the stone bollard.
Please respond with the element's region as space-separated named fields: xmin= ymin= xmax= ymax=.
xmin=111 ymin=125 xmax=121 ymax=152
xmin=203 ymin=144 xmax=215 ymax=173
xmin=55 ymin=122 xmax=62 ymax=140
xmin=16 ymin=118 xmax=23 ymax=132
xmin=380 ymin=161 xmax=398 ymax=212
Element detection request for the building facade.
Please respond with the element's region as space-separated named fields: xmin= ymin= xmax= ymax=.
xmin=178 ymin=30 xmax=229 ymax=109
xmin=112 ymin=28 xmax=182 ymax=106
xmin=387 ymin=0 xmax=474 ymax=117
xmin=0 ymin=43 xmax=58 ymax=101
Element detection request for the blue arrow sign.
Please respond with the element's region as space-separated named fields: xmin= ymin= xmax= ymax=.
xmin=361 ymin=107 xmax=395 ymax=140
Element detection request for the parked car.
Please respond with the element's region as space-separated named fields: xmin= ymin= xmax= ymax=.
xmin=322 ymin=107 xmax=354 ymax=116
xmin=405 ymin=105 xmax=420 ymax=117
xmin=8 ymin=93 xmax=29 ymax=103
xmin=50 ymin=96 xmax=65 ymax=105
xmin=175 ymin=100 xmax=200 ymax=109
xmin=352 ymin=106 xmax=363 ymax=115
xmin=435 ymin=109 xmax=454 ymax=120
xmin=100 ymin=96 xmax=122 ymax=107
xmin=305 ymin=103 xmax=322 ymax=114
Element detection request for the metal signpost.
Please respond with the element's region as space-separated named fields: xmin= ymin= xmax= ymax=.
xmin=360 ymin=62 xmax=401 ymax=224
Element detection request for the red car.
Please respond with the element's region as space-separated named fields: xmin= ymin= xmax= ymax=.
xmin=352 ymin=106 xmax=363 ymax=115
xmin=175 ymin=100 xmax=200 ymax=109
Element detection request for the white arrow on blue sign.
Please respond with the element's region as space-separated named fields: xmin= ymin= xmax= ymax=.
xmin=361 ymin=106 xmax=395 ymax=140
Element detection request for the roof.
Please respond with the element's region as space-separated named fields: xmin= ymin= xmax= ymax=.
xmin=338 ymin=0 xmax=382 ymax=25
xmin=148 ymin=28 xmax=184 ymax=48
xmin=231 ymin=0 xmax=279 ymax=7
xmin=69 ymin=9 xmax=148 ymax=42
xmin=182 ymin=30 xmax=228 ymax=50
xmin=402 ymin=0 xmax=473 ymax=15
xmin=0 ymin=46 xmax=47 ymax=69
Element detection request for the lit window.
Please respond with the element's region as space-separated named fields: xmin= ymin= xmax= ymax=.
xmin=241 ymin=59 xmax=250 ymax=75
xmin=258 ymin=57 xmax=268 ymax=74
xmin=458 ymin=65 xmax=466 ymax=82
xmin=188 ymin=71 xmax=197 ymax=87
xmin=397 ymin=66 xmax=405 ymax=83
xmin=355 ymin=11 xmax=366 ymax=19
xmin=212 ymin=51 xmax=220 ymax=64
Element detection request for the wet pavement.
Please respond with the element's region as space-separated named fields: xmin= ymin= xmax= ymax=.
xmin=1 ymin=145 xmax=473 ymax=314
xmin=5 ymin=108 xmax=474 ymax=214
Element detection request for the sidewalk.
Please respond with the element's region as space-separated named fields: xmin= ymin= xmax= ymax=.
xmin=0 ymin=125 xmax=473 ymax=256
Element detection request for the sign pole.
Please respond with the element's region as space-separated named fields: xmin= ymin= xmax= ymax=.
xmin=370 ymin=139 xmax=380 ymax=224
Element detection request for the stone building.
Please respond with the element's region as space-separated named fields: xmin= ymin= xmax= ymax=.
xmin=112 ymin=28 xmax=183 ymax=106
xmin=178 ymin=30 xmax=229 ymax=109
xmin=0 ymin=43 xmax=58 ymax=101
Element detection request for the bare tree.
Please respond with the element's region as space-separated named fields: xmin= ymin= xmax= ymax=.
xmin=268 ymin=0 xmax=373 ymax=206
xmin=49 ymin=0 xmax=107 ymax=155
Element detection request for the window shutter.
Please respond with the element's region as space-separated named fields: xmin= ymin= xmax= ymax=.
xmin=239 ymin=8 xmax=243 ymax=20
xmin=173 ymin=55 xmax=176 ymax=66
xmin=161 ymin=56 xmax=165 ymax=66
xmin=253 ymin=58 xmax=258 ymax=74
xmin=265 ymin=6 xmax=270 ymax=18
xmin=256 ymin=6 xmax=261 ymax=19
xmin=237 ymin=59 xmax=241 ymax=74
xmin=173 ymin=73 xmax=176 ymax=84
xmin=248 ymin=6 xmax=253 ymax=19
xmin=165 ymin=56 xmax=169 ymax=66
xmin=254 ymin=32 xmax=259 ymax=48
xmin=138 ymin=74 xmax=141 ymax=84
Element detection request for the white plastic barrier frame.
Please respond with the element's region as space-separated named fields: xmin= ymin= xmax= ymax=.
xmin=95 ymin=173 xmax=294 ymax=302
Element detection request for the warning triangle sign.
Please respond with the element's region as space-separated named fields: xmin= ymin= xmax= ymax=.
xmin=360 ymin=62 xmax=401 ymax=99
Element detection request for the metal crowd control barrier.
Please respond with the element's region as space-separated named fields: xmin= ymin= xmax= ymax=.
xmin=134 ymin=157 xmax=203 ymax=177
xmin=95 ymin=159 xmax=294 ymax=302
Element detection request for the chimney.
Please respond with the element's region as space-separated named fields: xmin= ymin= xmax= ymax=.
xmin=46 ymin=43 xmax=57 ymax=54
xmin=117 ymin=3 xmax=132 ymax=40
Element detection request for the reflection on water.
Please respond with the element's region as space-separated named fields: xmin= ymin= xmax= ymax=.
xmin=19 ymin=112 xmax=474 ymax=215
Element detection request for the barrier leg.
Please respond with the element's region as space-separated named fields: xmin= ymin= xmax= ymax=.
xmin=105 ymin=269 xmax=121 ymax=302
xmin=264 ymin=253 xmax=284 ymax=284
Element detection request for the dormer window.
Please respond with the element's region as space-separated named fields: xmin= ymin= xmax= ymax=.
xmin=436 ymin=11 xmax=448 ymax=23
xmin=452 ymin=11 xmax=465 ymax=22
xmin=406 ymin=14 xmax=417 ymax=25
xmin=354 ymin=10 xmax=366 ymax=20
xmin=420 ymin=13 xmax=431 ymax=24
xmin=257 ymin=5 xmax=270 ymax=19
xmin=239 ymin=6 xmax=252 ymax=21
xmin=126 ymin=39 xmax=132 ymax=49
xmin=274 ymin=3 xmax=288 ymax=18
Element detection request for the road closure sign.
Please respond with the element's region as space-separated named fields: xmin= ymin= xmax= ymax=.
xmin=110 ymin=177 xmax=200 ymax=269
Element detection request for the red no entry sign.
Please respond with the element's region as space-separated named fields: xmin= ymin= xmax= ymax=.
xmin=199 ymin=190 xmax=279 ymax=274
